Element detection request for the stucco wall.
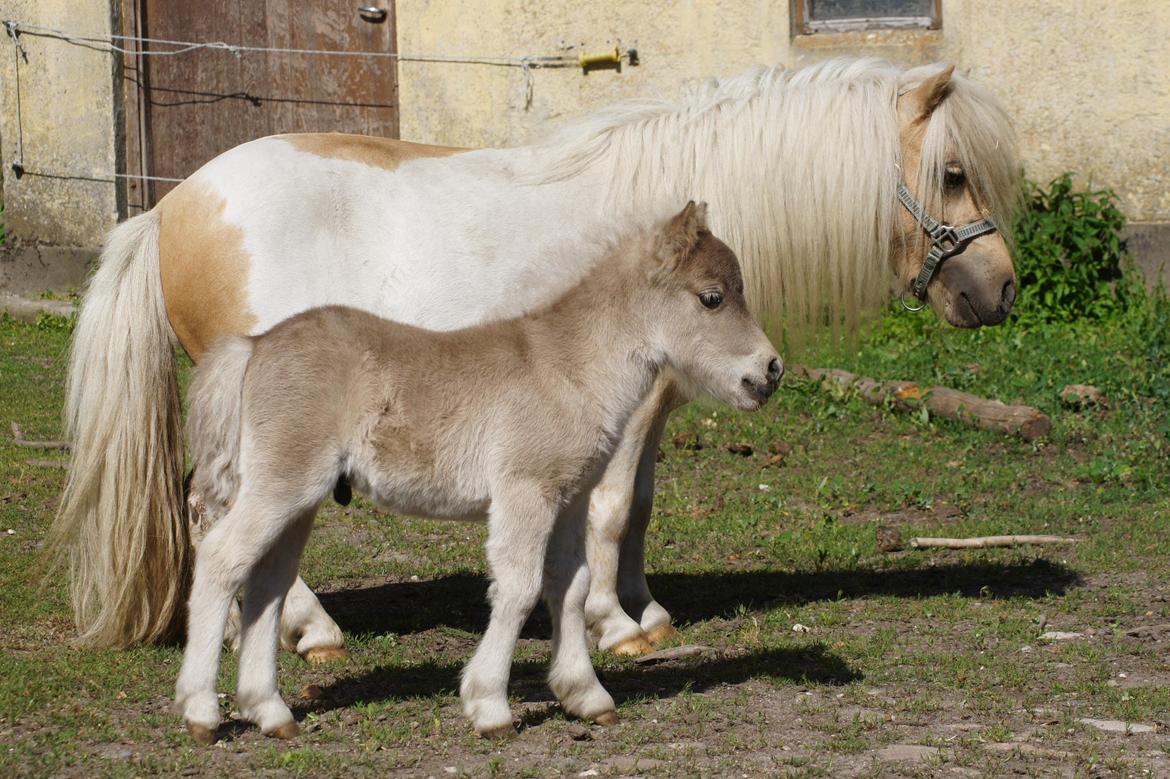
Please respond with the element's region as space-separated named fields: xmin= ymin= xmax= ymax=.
xmin=0 ymin=1 xmax=1166 ymax=253
xmin=0 ymin=0 xmax=119 ymax=247
xmin=397 ymin=0 xmax=1170 ymax=223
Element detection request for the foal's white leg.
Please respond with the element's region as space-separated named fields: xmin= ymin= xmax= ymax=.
xmin=544 ymin=497 xmax=616 ymax=724
xmin=190 ymin=482 xmax=346 ymax=662
xmin=585 ymin=376 xmax=682 ymax=654
xmin=461 ymin=484 xmax=557 ymax=737
xmin=237 ymin=511 xmax=315 ymax=738
xmin=175 ymin=490 xmax=296 ymax=744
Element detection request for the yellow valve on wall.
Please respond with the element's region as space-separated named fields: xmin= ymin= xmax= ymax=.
xmin=578 ymin=47 xmax=622 ymax=70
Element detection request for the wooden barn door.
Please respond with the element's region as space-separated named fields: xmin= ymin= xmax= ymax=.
xmin=121 ymin=0 xmax=399 ymax=208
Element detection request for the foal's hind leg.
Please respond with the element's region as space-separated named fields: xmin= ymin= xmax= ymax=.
xmin=237 ymin=510 xmax=315 ymax=737
xmin=544 ymin=496 xmax=616 ymax=724
xmin=188 ymin=479 xmax=345 ymax=662
xmin=176 ymin=489 xmax=300 ymax=743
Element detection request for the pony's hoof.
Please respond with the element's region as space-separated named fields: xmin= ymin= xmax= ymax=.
xmin=303 ymin=646 xmax=349 ymax=665
xmin=186 ymin=722 xmax=218 ymax=745
xmin=646 ymin=624 xmax=681 ymax=646
xmin=476 ymin=723 xmax=517 ymax=740
xmin=266 ymin=721 xmax=300 ymax=740
xmin=593 ymin=710 xmax=619 ymax=727
xmin=609 ymin=635 xmax=653 ymax=657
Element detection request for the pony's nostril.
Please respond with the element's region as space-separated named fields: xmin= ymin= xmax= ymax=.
xmin=1001 ymin=279 xmax=1017 ymax=311
xmin=766 ymin=358 xmax=783 ymax=382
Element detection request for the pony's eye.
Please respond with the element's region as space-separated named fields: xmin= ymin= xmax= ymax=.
xmin=698 ymin=290 xmax=723 ymax=309
xmin=944 ymin=164 xmax=966 ymax=190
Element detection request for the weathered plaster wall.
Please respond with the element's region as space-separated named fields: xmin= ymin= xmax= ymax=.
xmin=0 ymin=0 xmax=118 ymax=248
xmin=397 ymin=0 xmax=1170 ymax=222
xmin=0 ymin=1 xmax=1166 ymax=255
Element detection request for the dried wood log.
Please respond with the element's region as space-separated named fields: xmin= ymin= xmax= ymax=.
xmin=909 ymin=535 xmax=1077 ymax=549
xmin=10 ymin=422 xmax=71 ymax=451
xmin=791 ymin=366 xmax=1051 ymax=440
xmin=25 ymin=459 xmax=69 ymax=469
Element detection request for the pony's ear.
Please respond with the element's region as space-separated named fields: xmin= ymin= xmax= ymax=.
xmin=901 ymin=63 xmax=954 ymax=122
xmin=654 ymin=200 xmax=708 ymax=272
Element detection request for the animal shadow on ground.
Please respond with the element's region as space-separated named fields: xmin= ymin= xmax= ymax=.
xmin=317 ymin=559 xmax=1081 ymax=639
xmin=301 ymin=643 xmax=860 ymax=723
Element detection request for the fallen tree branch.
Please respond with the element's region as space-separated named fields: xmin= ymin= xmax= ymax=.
xmin=909 ymin=535 xmax=1077 ymax=549
xmin=791 ymin=366 xmax=1051 ymax=440
xmin=24 ymin=459 xmax=69 ymax=469
xmin=10 ymin=422 xmax=71 ymax=451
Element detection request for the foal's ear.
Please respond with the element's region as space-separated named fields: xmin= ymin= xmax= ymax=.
xmin=654 ymin=200 xmax=709 ymax=272
xmin=901 ymin=63 xmax=954 ymax=123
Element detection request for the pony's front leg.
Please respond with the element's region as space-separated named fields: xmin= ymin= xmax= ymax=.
xmin=544 ymin=496 xmax=616 ymax=724
xmin=585 ymin=376 xmax=681 ymax=654
xmin=461 ymin=484 xmax=556 ymax=738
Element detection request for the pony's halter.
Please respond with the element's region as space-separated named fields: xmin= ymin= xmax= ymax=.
xmin=896 ymin=181 xmax=999 ymax=311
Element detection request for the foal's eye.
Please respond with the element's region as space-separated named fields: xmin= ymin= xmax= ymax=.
xmin=698 ymin=290 xmax=723 ymax=309
xmin=944 ymin=164 xmax=966 ymax=191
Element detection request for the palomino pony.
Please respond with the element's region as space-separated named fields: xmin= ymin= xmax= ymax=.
xmin=55 ymin=57 xmax=1019 ymax=660
xmin=177 ymin=204 xmax=780 ymax=741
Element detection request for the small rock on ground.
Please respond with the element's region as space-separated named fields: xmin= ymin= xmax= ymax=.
xmin=873 ymin=744 xmax=943 ymax=762
xmin=1039 ymin=631 xmax=1084 ymax=641
xmin=1078 ymin=717 xmax=1156 ymax=734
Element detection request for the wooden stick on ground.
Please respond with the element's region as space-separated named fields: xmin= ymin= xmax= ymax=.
xmin=9 ymin=422 xmax=71 ymax=451
xmin=791 ymin=366 xmax=1052 ymax=440
xmin=910 ymin=535 xmax=1077 ymax=549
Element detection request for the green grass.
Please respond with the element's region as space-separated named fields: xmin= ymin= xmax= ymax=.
xmin=1 ymin=303 xmax=1168 ymax=776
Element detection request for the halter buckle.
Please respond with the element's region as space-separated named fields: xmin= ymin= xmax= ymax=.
xmin=930 ymin=224 xmax=961 ymax=256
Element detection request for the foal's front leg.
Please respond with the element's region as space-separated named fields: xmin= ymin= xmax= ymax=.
xmin=544 ymin=496 xmax=616 ymax=724
xmin=460 ymin=483 xmax=558 ymax=737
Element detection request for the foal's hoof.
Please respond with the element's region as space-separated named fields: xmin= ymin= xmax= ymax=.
xmin=593 ymin=710 xmax=619 ymax=727
xmin=476 ymin=723 xmax=517 ymax=740
xmin=186 ymin=722 xmax=218 ymax=746
xmin=303 ymin=646 xmax=350 ymax=665
xmin=609 ymin=635 xmax=653 ymax=657
xmin=266 ymin=721 xmax=301 ymax=740
xmin=646 ymin=624 xmax=681 ymax=646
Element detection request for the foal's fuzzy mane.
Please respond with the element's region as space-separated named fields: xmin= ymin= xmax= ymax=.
xmin=530 ymin=57 xmax=1019 ymax=341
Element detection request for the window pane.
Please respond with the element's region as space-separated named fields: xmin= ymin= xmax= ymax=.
xmin=808 ymin=0 xmax=933 ymax=20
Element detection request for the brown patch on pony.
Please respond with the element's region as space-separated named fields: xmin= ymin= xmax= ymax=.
xmin=281 ymin=133 xmax=466 ymax=171
xmin=157 ymin=181 xmax=259 ymax=361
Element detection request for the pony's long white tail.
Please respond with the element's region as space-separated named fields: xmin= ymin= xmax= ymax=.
xmin=53 ymin=211 xmax=190 ymax=646
xmin=187 ymin=336 xmax=253 ymax=517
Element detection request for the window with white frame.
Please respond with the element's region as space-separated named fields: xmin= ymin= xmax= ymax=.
xmin=792 ymin=0 xmax=941 ymax=34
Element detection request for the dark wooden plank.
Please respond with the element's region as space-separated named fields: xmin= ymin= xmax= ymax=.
xmin=133 ymin=0 xmax=398 ymax=206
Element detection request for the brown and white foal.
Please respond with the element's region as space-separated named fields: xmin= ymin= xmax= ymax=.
xmin=175 ymin=202 xmax=782 ymax=742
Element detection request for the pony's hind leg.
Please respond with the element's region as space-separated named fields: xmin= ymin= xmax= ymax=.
xmin=237 ymin=509 xmax=316 ymax=737
xmin=175 ymin=489 xmax=299 ymax=743
xmin=279 ymin=576 xmax=347 ymax=664
xmin=461 ymin=484 xmax=558 ymax=737
xmin=544 ymin=497 xmax=616 ymax=724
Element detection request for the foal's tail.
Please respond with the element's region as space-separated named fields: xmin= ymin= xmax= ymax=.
xmin=53 ymin=210 xmax=190 ymax=646
xmin=187 ymin=336 xmax=253 ymax=516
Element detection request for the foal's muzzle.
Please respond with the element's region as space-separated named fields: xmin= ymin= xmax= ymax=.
xmin=742 ymin=357 xmax=784 ymax=403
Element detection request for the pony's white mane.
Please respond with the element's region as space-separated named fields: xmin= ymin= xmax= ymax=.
xmin=529 ymin=57 xmax=1019 ymax=341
